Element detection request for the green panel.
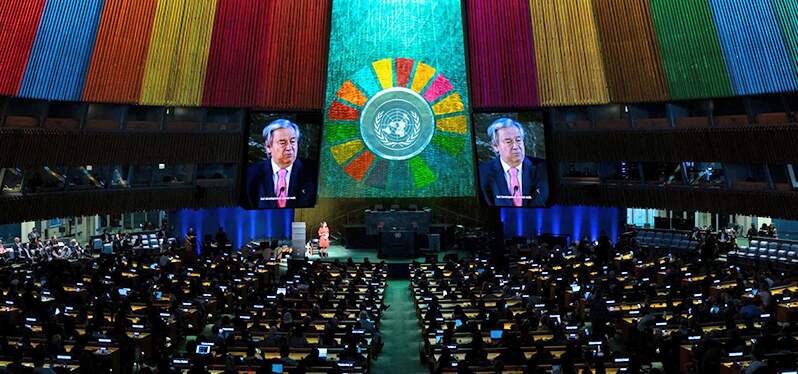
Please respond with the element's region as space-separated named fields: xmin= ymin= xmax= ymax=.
xmin=649 ymin=0 xmax=733 ymax=99
xmin=408 ymin=156 xmax=437 ymax=189
xmin=324 ymin=122 xmax=360 ymax=145
xmin=432 ymin=132 xmax=466 ymax=156
xmin=773 ymin=0 xmax=798 ymax=74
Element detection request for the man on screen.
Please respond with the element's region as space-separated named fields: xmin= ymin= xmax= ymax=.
xmin=479 ymin=117 xmax=548 ymax=207
xmin=245 ymin=119 xmax=317 ymax=209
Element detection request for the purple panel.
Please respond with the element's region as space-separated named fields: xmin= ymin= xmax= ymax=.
xmin=466 ymin=0 xmax=539 ymax=110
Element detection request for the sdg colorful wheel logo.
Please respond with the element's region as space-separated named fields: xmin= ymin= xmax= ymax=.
xmin=326 ymin=58 xmax=468 ymax=190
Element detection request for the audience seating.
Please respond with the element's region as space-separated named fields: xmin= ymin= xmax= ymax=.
xmin=634 ymin=229 xmax=700 ymax=253
xmin=729 ymin=237 xmax=798 ymax=267
xmin=0 ymin=245 xmax=384 ymax=373
xmin=411 ymin=242 xmax=798 ymax=374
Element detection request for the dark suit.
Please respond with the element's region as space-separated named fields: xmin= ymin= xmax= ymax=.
xmin=479 ymin=156 xmax=548 ymax=207
xmin=244 ymin=158 xmax=318 ymax=209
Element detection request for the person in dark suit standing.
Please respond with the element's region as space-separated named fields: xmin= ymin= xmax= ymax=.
xmin=244 ymin=119 xmax=317 ymax=209
xmin=479 ymin=117 xmax=548 ymax=207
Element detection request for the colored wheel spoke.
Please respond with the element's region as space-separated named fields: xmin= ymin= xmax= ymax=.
xmin=335 ymin=80 xmax=367 ymax=107
xmin=432 ymin=132 xmax=466 ymax=156
xmin=325 ymin=122 xmax=360 ymax=144
xmin=331 ymin=139 xmax=364 ymax=164
xmin=431 ymin=92 xmax=465 ymax=115
xmin=344 ymin=150 xmax=375 ymax=181
xmin=435 ymin=115 xmax=468 ymax=134
xmin=408 ymin=156 xmax=437 ymax=189
xmin=328 ymin=101 xmax=360 ymax=121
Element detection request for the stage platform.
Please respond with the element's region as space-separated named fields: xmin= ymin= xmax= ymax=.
xmin=295 ymin=244 xmax=472 ymax=278
xmin=305 ymin=244 xmax=468 ymax=263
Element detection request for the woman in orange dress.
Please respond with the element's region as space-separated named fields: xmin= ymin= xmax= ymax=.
xmin=318 ymin=221 xmax=330 ymax=258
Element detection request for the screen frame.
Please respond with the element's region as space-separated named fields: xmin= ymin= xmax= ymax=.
xmin=470 ymin=110 xmax=556 ymax=209
xmin=240 ymin=110 xmax=324 ymax=210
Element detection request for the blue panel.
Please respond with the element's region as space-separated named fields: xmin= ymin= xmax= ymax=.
xmin=171 ymin=208 xmax=294 ymax=252
xmin=502 ymin=205 xmax=622 ymax=244
xmin=710 ymin=0 xmax=798 ymax=94
xmin=0 ymin=223 xmax=22 ymax=242
xmin=18 ymin=0 xmax=104 ymax=100
xmin=772 ymin=219 xmax=798 ymax=241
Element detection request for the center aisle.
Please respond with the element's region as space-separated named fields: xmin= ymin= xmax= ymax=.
xmin=371 ymin=279 xmax=429 ymax=374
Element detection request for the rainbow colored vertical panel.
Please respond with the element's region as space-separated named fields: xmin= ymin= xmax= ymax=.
xmin=592 ymin=0 xmax=669 ymax=102
xmin=139 ymin=0 xmax=217 ymax=106
xmin=202 ymin=0 xmax=268 ymax=107
xmin=773 ymin=0 xmax=798 ymax=76
xmin=0 ymin=0 xmax=46 ymax=96
xmin=18 ymin=0 xmax=105 ymax=101
xmin=649 ymin=0 xmax=733 ymax=99
xmin=467 ymin=0 xmax=539 ymax=110
xmin=82 ymin=0 xmax=158 ymax=103
xmin=529 ymin=0 xmax=609 ymax=106
xmin=710 ymin=0 xmax=797 ymax=95
xmin=319 ymin=0 xmax=474 ymax=198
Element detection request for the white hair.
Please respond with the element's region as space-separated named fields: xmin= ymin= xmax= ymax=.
xmin=262 ymin=119 xmax=300 ymax=145
xmin=486 ymin=117 xmax=525 ymax=145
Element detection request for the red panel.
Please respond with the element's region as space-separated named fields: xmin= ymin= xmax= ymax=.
xmin=0 ymin=0 xmax=46 ymax=95
xmin=255 ymin=0 xmax=331 ymax=110
xmin=395 ymin=58 xmax=413 ymax=88
xmin=202 ymin=0 xmax=269 ymax=107
xmin=344 ymin=150 xmax=375 ymax=181
xmin=327 ymin=101 xmax=360 ymax=121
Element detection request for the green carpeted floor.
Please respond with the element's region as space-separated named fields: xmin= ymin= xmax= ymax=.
xmin=371 ymin=280 xmax=429 ymax=374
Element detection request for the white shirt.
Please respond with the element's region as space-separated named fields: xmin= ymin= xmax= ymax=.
xmin=271 ymin=159 xmax=293 ymax=195
xmin=500 ymin=158 xmax=522 ymax=195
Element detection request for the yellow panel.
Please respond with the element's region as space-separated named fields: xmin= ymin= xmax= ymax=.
xmin=372 ymin=58 xmax=393 ymax=90
xmin=331 ymin=139 xmax=364 ymax=164
xmin=410 ymin=62 xmax=436 ymax=93
xmin=435 ymin=115 xmax=467 ymax=134
xmin=140 ymin=0 xmax=217 ymax=105
xmin=431 ymin=93 xmax=464 ymax=116
xmin=529 ymin=0 xmax=609 ymax=105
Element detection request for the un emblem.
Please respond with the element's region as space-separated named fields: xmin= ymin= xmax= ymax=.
xmin=360 ymin=87 xmax=435 ymax=160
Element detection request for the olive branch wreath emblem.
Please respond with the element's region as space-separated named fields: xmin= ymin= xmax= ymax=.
xmin=373 ymin=109 xmax=421 ymax=149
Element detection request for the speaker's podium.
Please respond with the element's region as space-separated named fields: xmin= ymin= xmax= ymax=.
xmin=379 ymin=228 xmax=416 ymax=258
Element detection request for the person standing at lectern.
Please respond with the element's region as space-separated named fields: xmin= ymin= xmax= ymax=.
xmin=183 ymin=227 xmax=197 ymax=264
xmin=318 ymin=221 xmax=330 ymax=258
xmin=479 ymin=117 xmax=548 ymax=207
xmin=244 ymin=119 xmax=317 ymax=209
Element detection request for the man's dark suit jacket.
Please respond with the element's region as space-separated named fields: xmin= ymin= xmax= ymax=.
xmin=244 ymin=158 xmax=318 ymax=209
xmin=479 ymin=156 xmax=548 ymax=207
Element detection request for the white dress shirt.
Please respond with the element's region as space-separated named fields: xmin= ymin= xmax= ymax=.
xmin=271 ymin=159 xmax=293 ymax=195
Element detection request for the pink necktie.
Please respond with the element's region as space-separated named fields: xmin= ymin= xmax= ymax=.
xmin=509 ymin=167 xmax=522 ymax=207
xmin=277 ymin=168 xmax=288 ymax=208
